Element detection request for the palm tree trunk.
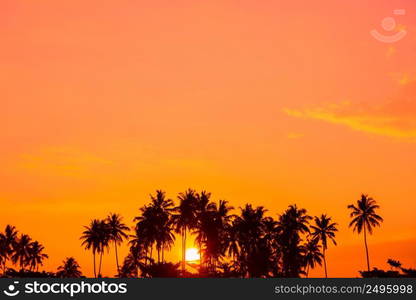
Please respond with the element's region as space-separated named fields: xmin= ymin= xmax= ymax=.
xmin=181 ymin=228 xmax=186 ymax=274
xmin=323 ymin=248 xmax=328 ymax=278
xmin=306 ymin=264 xmax=309 ymax=278
xmin=114 ymin=243 xmax=120 ymax=276
xmin=98 ymin=251 xmax=103 ymax=277
xmin=364 ymin=225 xmax=370 ymax=272
xmin=93 ymin=252 xmax=97 ymax=278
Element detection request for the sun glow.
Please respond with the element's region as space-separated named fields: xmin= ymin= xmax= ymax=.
xmin=185 ymin=248 xmax=200 ymax=262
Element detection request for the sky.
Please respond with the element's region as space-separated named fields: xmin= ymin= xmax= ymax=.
xmin=1 ymin=0 xmax=416 ymax=277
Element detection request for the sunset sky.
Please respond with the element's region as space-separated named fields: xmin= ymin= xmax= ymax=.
xmin=1 ymin=0 xmax=416 ymax=277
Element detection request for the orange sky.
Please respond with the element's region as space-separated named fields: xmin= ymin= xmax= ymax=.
xmin=1 ymin=0 xmax=415 ymax=277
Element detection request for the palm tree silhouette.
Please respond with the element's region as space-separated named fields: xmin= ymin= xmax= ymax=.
xmin=303 ymin=239 xmax=323 ymax=277
xmin=387 ymin=259 xmax=402 ymax=270
xmin=310 ymin=214 xmax=338 ymax=277
xmin=57 ymin=257 xmax=82 ymax=278
xmin=27 ymin=241 xmax=48 ymax=272
xmin=196 ymin=198 xmax=234 ymax=272
xmin=277 ymin=205 xmax=311 ymax=277
xmin=210 ymin=200 xmax=234 ymax=271
xmin=233 ymin=204 xmax=268 ymax=277
xmin=149 ymin=190 xmax=175 ymax=263
xmin=126 ymin=237 xmax=151 ymax=277
xmin=225 ymin=221 xmax=239 ymax=265
xmin=11 ymin=234 xmax=32 ymax=270
xmin=80 ymin=219 xmax=109 ymax=278
xmin=194 ymin=190 xmax=213 ymax=267
xmin=106 ymin=213 xmax=129 ymax=276
xmin=0 ymin=237 xmax=5 ymax=273
xmin=348 ymin=194 xmax=383 ymax=272
xmin=96 ymin=219 xmax=110 ymax=277
xmin=0 ymin=225 xmax=18 ymax=273
xmin=173 ymin=189 xmax=198 ymax=274
xmin=134 ymin=204 xmax=156 ymax=262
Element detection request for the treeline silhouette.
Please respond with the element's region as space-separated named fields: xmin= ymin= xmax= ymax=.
xmin=0 ymin=225 xmax=82 ymax=278
xmin=1 ymin=191 xmax=415 ymax=278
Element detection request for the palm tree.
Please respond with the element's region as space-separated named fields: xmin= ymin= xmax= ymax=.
xmin=232 ymin=204 xmax=270 ymax=277
xmin=0 ymin=225 xmax=18 ymax=272
xmin=0 ymin=237 xmax=5 ymax=274
xmin=310 ymin=214 xmax=338 ymax=277
xmin=210 ymin=200 xmax=234 ymax=269
xmin=96 ymin=219 xmax=110 ymax=277
xmin=134 ymin=204 xmax=157 ymax=262
xmin=303 ymin=239 xmax=323 ymax=277
xmin=27 ymin=241 xmax=48 ymax=271
xmin=11 ymin=234 xmax=32 ymax=270
xmin=195 ymin=198 xmax=234 ymax=273
xmin=80 ymin=219 xmax=110 ymax=278
xmin=106 ymin=213 xmax=130 ymax=276
xmin=119 ymin=253 xmax=140 ymax=278
xmin=149 ymin=190 xmax=175 ymax=263
xmin=127 ymin=236 xmax=151 ymax=277
xmin=277 ymin=205 xmax=311 ymax=277
xmin=225 ymin=222 xmax=239 ymax=263
xmin=57 ymin=257 xmax=83 ymax=278
xmin=348 ymin=194 xmax=383 ymax=272
xmin=173 ymin=189 xmax=198 ymax=274
xmin=387 ymin=259 xmax=402 ymax=270
xmin=194 ymin=190 xmax=213 ymax=266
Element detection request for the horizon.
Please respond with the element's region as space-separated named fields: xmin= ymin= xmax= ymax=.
xmin=1 ymin=0 xmax=416 ymax=278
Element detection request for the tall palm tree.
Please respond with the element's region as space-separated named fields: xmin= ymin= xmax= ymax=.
xmin=211 ymin=200 xmax=234 ymax=269
xmin=57 ymin=257 xmax=83 ymax=278
xmin=194 ymin=190 xmax=213 ymax=266
xmin=196 ymin=198 xmax=234 ymax=272
xmin=106 ymin=213 xmax=130 ymax=276
xmin=303 ymin=239 xmax=323 ymax=277
xmin=80 ymin=219 xmax=109 ymax=278
xmin=173 ymin=189 xmax=198 ymax=274
xmin=348 ymin=194 xmax=383 ymax=272
xmin=134 ymin=204 xmax=157 ymax=262
xmin=233 ymin=204 xmax=269 ymax=277
xmin=149 ymin=190 xmax=175 ymax=263
xmin=225 ymin=222 xmax=239 ymax=263
xmin=96 ymin=219 xmax=110 ymax=277
xmin=11 ymin=234 xmax=32 ymax=270
xmin=27 ymin=241 xmax=48 ymax=272
xmin=310 ymin=214 xmax=338 ymax=277
xmin=277 ymin=205 xmax=311 ymax=277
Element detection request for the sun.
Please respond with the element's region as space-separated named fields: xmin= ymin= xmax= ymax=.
xmin=185 ymin=248 xmax=200 ymax=262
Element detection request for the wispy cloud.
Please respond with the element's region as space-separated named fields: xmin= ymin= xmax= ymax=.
xmin=284 ymin=83 xmax=416 ymax=140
